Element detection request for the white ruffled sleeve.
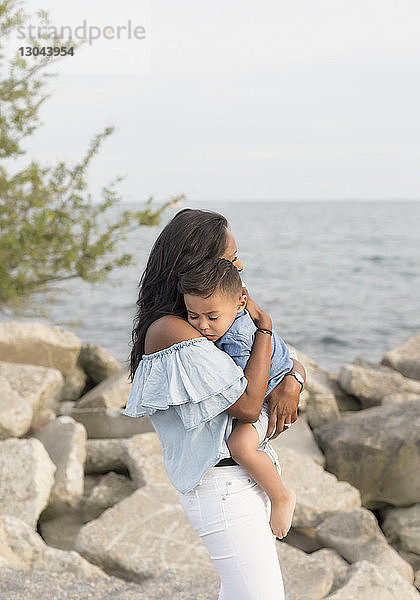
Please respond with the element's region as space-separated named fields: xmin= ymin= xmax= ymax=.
xmin=123 ymin=337 xmax=247 ymax=430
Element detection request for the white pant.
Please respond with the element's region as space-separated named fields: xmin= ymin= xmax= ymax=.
xmin=178 ymin=465 xmax=285 ymax=600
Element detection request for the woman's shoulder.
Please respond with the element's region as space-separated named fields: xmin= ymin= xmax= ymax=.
xmin=144 ymin=315 xmax=203 ymax=355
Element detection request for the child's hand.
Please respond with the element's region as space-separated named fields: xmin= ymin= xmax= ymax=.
xmin=245 ymin=293 xmax=272 ymax=331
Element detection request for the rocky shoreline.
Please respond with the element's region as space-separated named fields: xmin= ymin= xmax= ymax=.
xmin=0 ymin=320 xmax=419 ymax=599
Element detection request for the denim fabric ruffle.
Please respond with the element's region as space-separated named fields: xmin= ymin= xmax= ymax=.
xmin=123 ymin=337 xmax=247 ymax=430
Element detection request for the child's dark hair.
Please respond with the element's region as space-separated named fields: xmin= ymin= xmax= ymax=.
xmin=178 ymin=258 xmax=243 ymax=299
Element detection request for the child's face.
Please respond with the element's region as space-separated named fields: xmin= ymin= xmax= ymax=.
xmin=184 ymin=291 xmax=247 ymax=341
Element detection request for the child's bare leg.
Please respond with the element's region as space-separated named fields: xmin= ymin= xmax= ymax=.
xmin=227 ymin=422 xmax=296 ymax=539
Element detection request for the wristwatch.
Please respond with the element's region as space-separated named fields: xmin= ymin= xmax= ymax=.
xmin=285 ymin=370 xmax=304 ymax=392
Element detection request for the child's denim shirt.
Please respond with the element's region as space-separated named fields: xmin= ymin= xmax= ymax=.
xmin=123 ymin=336 xmax=283 ymax=494
xmin=215 ymin=309 xmax=293 ymax=396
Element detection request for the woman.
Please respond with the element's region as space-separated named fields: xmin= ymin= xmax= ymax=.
xmin=124 ymin=208 xmax=305 ymax=599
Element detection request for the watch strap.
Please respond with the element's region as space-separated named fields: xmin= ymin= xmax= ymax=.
xmin=286 ymin=369 xmax=304 ymax=392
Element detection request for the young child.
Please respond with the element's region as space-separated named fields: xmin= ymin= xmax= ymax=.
xmin=177 ymin=258 xmax=298 ymax=539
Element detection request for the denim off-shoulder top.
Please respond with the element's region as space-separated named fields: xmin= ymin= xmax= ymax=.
xmin=215 ymin=309 xmax=294 ymax=395
xmin=123 ymin=336 xmax=284 ymax=494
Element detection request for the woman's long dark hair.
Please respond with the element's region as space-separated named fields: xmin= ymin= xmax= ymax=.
xmin=128 ymin=208 xmax=229 ymax=381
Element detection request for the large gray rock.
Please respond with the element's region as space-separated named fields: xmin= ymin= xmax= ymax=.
xmin=70 ymin=407 xmax=154 ymax=438
xmin=382 ymin=332 xmax=420 ymax=381
xmin=38 ymin=473 xmax=109 ymax=551
xmin=77 ymin=343 xmax=123 ymax=384
xmin=82 ymin=472 xmax=136 ymax=522
xmin=0 ymin=438 xmax=56 ymax=528
xmin=323 ymin=560 xmax=420 ymax=600
xmin=288 ymin=346 xmax=358 ymax=410
xmin=57 ymin=400 xmax=76 ymax=416
xmin=280 ymin=447 xmax=361 ymax=528
xmin=122 ymin=433 xmax=167 ymax=488
xmin=382 ymin=504 xmax=420 ymax=555
xmin=0 ymin=321 xmax=81 ymax=375
xmin=75 ymin=487 xmax=212 ymax=582
xmin=0 ymin=361 xmax=64 ymax=438
xmin=288 ymin=346 xmax=340 ymax=396
xmin=85 ymin=438 xmax=127 ymax=474
xmin=0 ymin=375 xmax=33 ymax=438
xmin=309 ymin=548 xmax=349 ymax=593
xmin=0 ymin=556 xmax=8 ymax=568
xmin=276 ymin=542 xmax=333 ymax=600
xmin=315 ymin=400 xmax=420 ymax=508
xmin=306 ymin=393 xmax=341 ymax=429
xmin=382 ymin=392 xmax=420 ymax=406
xmin=0 ymin=514 xmax=106 ymax=578
xmin=338 ymin=362 xmax=420 ymax=408
xmin=34 ymin=416 xmax=87 ymax=520
xmin=399 ymin=528 xmax=420 ymax=558
xmin=76 ymin=368 xmax=131 ymax=410
xmin=315 ymin=508 xmax=413 ymax=583
xmin=285 ymin=526 xmax=323 ymax=553
xmin=270 ymin=415 xmax=325 ymax=467
xmin=84 ymin=433 xmax=162 ymax=487
xmin=38 ymin=510 xmax=85 ymax=551
xmin=396 ymin=547 xmax=420 ymax=574
xmin=61 ymin=365 xmax=88 ymax=401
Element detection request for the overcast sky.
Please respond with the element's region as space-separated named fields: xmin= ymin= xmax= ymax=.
xmin=7 ymin=0 xmax=420 ymax=202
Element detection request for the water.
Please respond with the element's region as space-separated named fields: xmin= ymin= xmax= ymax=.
xmin=2 ymin=200 xmax=419 ymax=374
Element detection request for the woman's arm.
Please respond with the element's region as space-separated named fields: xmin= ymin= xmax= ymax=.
xmin=225 ymin=297 xmax=273 ymax=423
xmin=145 ymin=305 xmax=273 ymax=424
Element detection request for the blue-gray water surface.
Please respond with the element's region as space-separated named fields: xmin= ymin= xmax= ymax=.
xmin=3 ymin=200 xmax=419 ymax=374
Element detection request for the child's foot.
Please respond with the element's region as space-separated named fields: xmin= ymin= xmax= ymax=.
xmin=269 ymin=489 xmax=296 ymax=539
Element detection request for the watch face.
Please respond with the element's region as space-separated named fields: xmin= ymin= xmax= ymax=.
xmin=294 ymin=372 xmax=304 ymax=384
xmin=290 ymin=371 xmax=304 ymax=386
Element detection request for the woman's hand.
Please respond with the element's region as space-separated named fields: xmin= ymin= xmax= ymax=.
xmin=265 ymin=359 xmax=305 ymax=439
xmin=244 ymin=289 xmax=272 ymax=331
